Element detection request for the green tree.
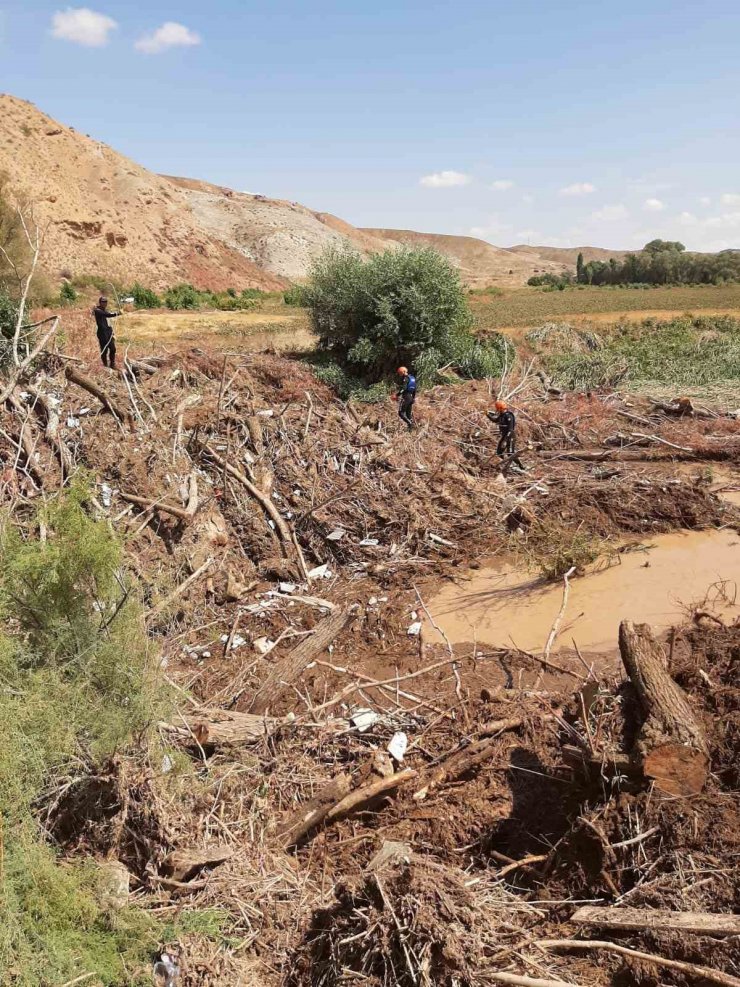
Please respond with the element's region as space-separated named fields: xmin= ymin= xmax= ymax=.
xmin=129 ymin=282 xmax=161 ymax=309
xmin=59 ymin=281 xmax=77 ymax=305
xmin=643 ymin=239 xmax=686 ymax=255
xmin=305 ymin=246 xmax=473 ymax=378
xmin=576 ymin=251 xmax=585 ymax=284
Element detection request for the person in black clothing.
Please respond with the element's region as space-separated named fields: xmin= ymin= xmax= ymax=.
xmin=396 ymin=366 xmax=417 ymax=428
xmin=488 ymin=399 xmax=525 ymax=469
xmin=92 ymin=296 xmax=119 ymax=368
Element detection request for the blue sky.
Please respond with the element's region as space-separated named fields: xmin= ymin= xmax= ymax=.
xmin=2 ymin=0 xmax=740 ymax=249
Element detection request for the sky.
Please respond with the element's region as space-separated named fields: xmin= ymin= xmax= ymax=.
xmin=2 ymin=0 xmax=740 ymax=250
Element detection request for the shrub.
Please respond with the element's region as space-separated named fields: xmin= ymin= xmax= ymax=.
xmin=520 ymin=521 xmax=611 ymax=581
xmin=163 ymin=282 xmax=200 ymax=310
xmin=304 ymin=246 xmax=473 ymax=379
xmin=59 ymin=281 xmax=78 ymax=304
xmin=0 ymin=287 xmax=18 ymax=342
xmin=283 ymin=283 xmax=308 ymax=306
xmin=129 ymin=282 xmax=161 ymax=309
xmin=0 ymin=478 xmax=175 ymax=983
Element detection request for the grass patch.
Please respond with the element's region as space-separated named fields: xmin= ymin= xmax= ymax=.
xmin=518 ymin=522 xmax=612 ymax=581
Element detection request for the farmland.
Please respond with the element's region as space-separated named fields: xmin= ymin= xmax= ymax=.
xmin=470 ymin=282 xmax=740 ymax=330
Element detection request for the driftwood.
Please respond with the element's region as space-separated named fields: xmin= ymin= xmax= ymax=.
xmin=542 ymin=939 xmax=740 ymax=987
xmin=413 ymin=717 xmax=532 ymax=801
xmin=285 ymin=769 xmax=416 ymax=847
xmin=183 ymin=708 xmax=279 ymax=747
xmin=0 ymin=317 xmax=60 ymax=405
xmin=25 ymin=384 xmax=73 ymax=474
xmin=64 ymin=365 xmax=132 ymax=423
xmin=250 ymin=603 xmax=359 ymax=715
xmin=571 ymin=905 xmax=740 ymax=937
xmin=279 ymin=772 xmax=352 ymax=846
xmin=120 ymin=491 xmax=196 ymax=523
xmin=161 ymin=845 xmax=233 ymax=883
xmin=619 ymin=620 xmax=709 ymax=796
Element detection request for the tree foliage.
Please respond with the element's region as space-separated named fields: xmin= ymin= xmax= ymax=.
xmin=304 ymin=246 xmax=498 ymax=384
xmin=577 ymin=240 xmax=740 ymax=286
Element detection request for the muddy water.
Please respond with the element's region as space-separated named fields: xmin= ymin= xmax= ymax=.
xmin=426 ymin=528 xmax=740 ymax=655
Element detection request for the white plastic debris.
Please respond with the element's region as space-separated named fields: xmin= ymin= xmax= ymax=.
xmin=279 ymin=581 xmax=297 ymax=593
xmin=253 ymin=637 xmax=274 ymax=655
xmin=256 ymin=409 xmax=274 ymax=417
xmin=66 ymin=416 xmax=80 ymax=428
xmin=201 ymin=650 xmax=211 ymax=659
xmin=388 ymin=731 xmax=408 ymax=763
xmin=350 ymin=708 xmax=378 ymax=733
xmin=428 ymin=532 xmax=457 ymax=548
xmin=161 ymin=754 xmax=174 ymax=774
xmin=100 ymin=483 xmax=112 ymax=508
xmin=359 ymin=538 xmax=379 ymax=547
xmin=307 ymin=563 xmax=331 ymax=580
xmin=79 ymin=406 xmax=91 ymax=415
xmin=231 ymin=634 xmax=246 ymax=650
xmin=153 ymin=953 xmax=179 ymax=987
xmin=326 ymin=528 xmax=345 ymax=541
xmin=407 ymin=621 xmax=422 ymax=637
xmin=368 ymin=596 xmax=378 ymax=606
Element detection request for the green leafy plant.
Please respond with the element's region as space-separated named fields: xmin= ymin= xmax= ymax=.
xmin=59 ymin=281 xmax=78 ymax=305
xmin=129 ymin=282 xmax=161 ymax=309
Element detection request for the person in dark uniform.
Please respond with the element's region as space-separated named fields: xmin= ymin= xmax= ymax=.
xmin=92 ymin=296 xmax=119 ymax=368
xmin=488 ymin=399 xmax=525 ymax=469
xmin=396 ymin=366 xmax=416 ymax=428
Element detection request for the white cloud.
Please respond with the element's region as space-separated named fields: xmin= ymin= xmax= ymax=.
xmin=419 ymin=170 xmax=471 ymax=189
xmin=558 ymin=182 xmax=596 ymax=197
xmin=51 ymin=7 xmax=117 ymax=47
xmin=643 ymin=198 xmax=665 ymax=212
xmin=591 ymin=204 xmax=628 ymax=222
xmin=678 ymin=211 xmax=698 ymax=225
xmin=699 ymin=196 xmax=711 ymax=207
xmin=490 ymin=179 xmax=514 ymax=191
xmin=720 ymin=193 xmax=740 ymax=206
xmin=521 ymin=193 xmax=535 ymax=205
xmin=135 ymin=21 xmax=201 ymax=54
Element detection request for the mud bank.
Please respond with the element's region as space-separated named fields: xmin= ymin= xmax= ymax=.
xmin=426 ymin=527 xmax=740 ymax=654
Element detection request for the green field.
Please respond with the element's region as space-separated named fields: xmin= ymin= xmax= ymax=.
xmin=470 ymin=283 xmax=740 ymax=331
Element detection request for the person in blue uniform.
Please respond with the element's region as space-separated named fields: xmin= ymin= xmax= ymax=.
xmin=396 ymin=366 xmax=416 ymax=428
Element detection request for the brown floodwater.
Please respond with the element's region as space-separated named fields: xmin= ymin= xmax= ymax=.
xmin=426 ymin=528 xmax=740 ymax=655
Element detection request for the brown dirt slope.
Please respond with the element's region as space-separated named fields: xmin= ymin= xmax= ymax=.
xmin=363 ymin=228 xmax=564 ymax=286
xmin=509 ymin=244 xmax=629 ymax=266
xmin=0 ymin=94 xmax=286 ymax=291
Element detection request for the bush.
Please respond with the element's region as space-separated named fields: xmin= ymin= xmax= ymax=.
xmin=304 ymin=246 xmax=473 ymax=380
xmin=520 ymin=522 xmax=611 ymax=581
xmin=283 ymin=283 xmax=308 ymax=307
xmin=0 ymin=287 xmax=18 ymax=342
xmin=129 ymin=282 xmax=161 ymax=309
xmin=59 ymin=281 xmax=78 ymax=305
xmin=163 ymin=283 xmax=200 ymax=310
xmin=0 ymin=479 xmax=176 ymax=982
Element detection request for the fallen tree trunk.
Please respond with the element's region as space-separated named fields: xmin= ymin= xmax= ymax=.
xmin=25 ymin=384 xmax=73 ymax=475
xmin=619 ymin=620 xmax=709 ymax=796
xmin=161 ymin=845 xmax=233 ymax=883
xmin=250 ymin=603 xmax=359 ymax=715
xmin=571 ymin=905 xmax=740 ymax=937
xmin=120 ymin=490 xmax=195 ymax=523
xmin=64 ymin=365 xmax=132 ymax=423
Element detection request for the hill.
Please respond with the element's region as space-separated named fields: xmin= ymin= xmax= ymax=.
xmin=508 ymin=244 xmax=628 ymax=266
xmin=362 ymin=228 xmax=563 ymax=286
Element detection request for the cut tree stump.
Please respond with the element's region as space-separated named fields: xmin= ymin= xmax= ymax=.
xmin=250 ymin=603 xmax=359 ymax=714
xmin=571 ymin=905 xmax=740 ymax=937
xmin=619 ymin=620 xmax=709 ymax=796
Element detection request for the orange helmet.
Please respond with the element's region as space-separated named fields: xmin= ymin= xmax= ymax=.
xmin=397 ymin=366 xmax=408 ymax=375
xmin=494 ymin=399 xmax=507 ymax=411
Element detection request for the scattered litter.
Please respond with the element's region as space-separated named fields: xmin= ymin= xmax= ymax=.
xmin=19 ymin=390 xmax=30 ymax=400
xmin=307 ymin=563 xmax=331 ymax=580
xmin=78 ymin=407 xmax=91 ymax=415
xmin=66 ymin=416 xmax=80 ymax=428
xmin=231 ymin=634 xmax=246 ymax=649
xmin=428 ymin=532 xmax=457 ymax=548
xmin=407 ymin=621 xmax=422 ymax=636
xmin=161 ymin=754 xmax=174 ymax=774
xmin=256 ymin=409 xmax=274 ymax=417
xmin=201 ymin=650 xmax=211 ymax=659
xmin=359 ymin=538 xmax=379 ymax=547
xmin=100 ymin=483 xmax=112 ymax=508
xmin=253 ymin=637 xmax=274 ymax=655
xmin=279 ymin=581 xmax=297 ymax=593
xmin=326 ymin=528 xmax=345 ymax=541
xmin=388 ymin=731 xmax=408 ymax=762
xmin=153 ymin=952 xmax=179 ymax=987
xmin=350 ymin=708 xmax=379 ymax=733
xmin=368 ymin=596 xmax=378 ymax=606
